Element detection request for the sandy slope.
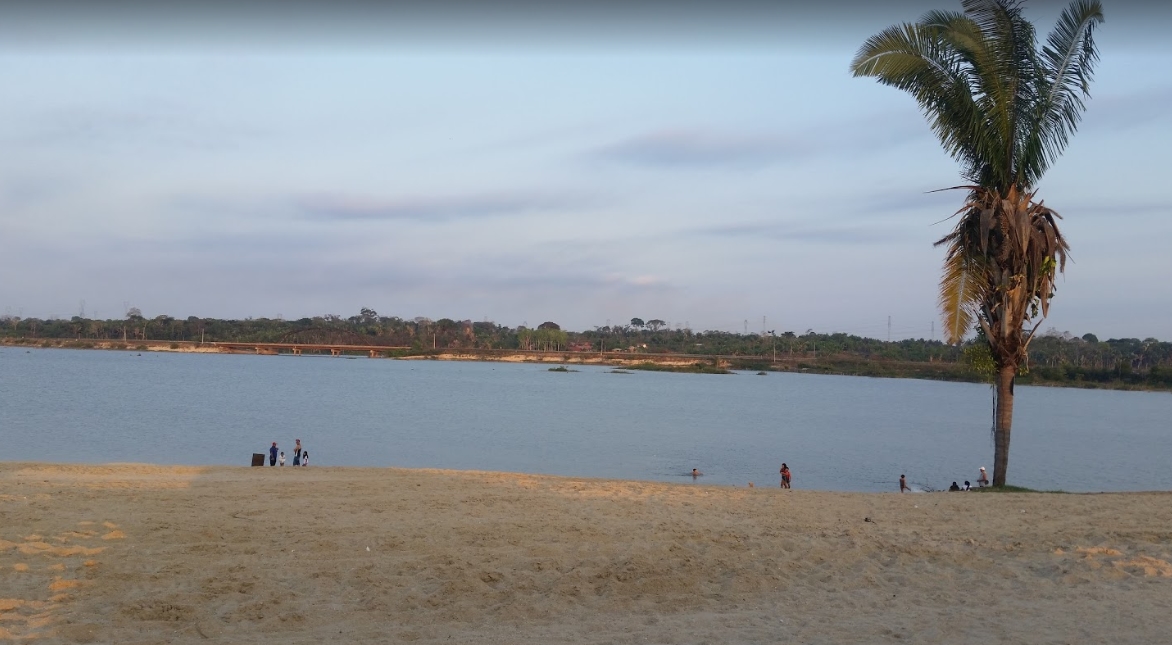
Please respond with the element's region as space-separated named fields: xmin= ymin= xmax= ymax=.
xmin=1 ymin=463 xmax=1170 ymax=644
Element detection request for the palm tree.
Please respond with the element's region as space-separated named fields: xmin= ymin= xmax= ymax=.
xmin=851 ymin=0 xmax=1103 ymax=486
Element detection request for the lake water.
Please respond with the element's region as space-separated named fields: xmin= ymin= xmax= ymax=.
xmin=2 ymin=347 xmax=1169 ymax=492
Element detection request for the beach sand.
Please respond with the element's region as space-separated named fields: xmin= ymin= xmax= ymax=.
xmin=1 ymin=463 xmax=1170 ymax=644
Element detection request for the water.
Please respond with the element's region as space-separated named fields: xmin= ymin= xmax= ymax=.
xmin=2 ymin=347 xmax=1169 ymax=492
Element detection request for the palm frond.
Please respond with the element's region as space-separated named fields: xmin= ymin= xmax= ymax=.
xmin=1020 ymin=0 xmax=1104 ymax=185
xmin=850 ymin=21 xmax=985 ymax=171
xmin=937 ymin=237 xmax=985 ymax=344
xmin=961 ymin=0 xmax=1041 ymax=190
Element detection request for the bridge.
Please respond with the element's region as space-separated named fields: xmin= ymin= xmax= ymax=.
xmin=212 ymin=342 xmax=410 ymax=357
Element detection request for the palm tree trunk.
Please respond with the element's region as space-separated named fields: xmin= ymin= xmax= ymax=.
xmin=993 ymin=363 xmax=1016 ymax=486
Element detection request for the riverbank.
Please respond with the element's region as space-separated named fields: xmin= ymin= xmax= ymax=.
xmin=4 ymin=337 xmax=1171 ymax=391
xmin=2 ymin=463 xmax=1169 ymax=644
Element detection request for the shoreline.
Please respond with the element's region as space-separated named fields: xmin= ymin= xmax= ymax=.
xmin=2 ymin=462 xmax=1171 ymax=643
xmin=6 ymin=339 xmax=1171 ymax=392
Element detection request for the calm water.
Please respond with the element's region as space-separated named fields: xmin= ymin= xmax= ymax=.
xmin=2 ymin=347 xmax=1169 ymax=492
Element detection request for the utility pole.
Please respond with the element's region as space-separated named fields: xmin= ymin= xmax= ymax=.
xmin=744 ymin=319 xmax=748 ymax=335
xmin=887 ymin=316 xmax=892 ymax=343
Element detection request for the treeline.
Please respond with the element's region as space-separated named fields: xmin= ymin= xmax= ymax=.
xmin=3 ymin=309 xmax=1170 ymax=389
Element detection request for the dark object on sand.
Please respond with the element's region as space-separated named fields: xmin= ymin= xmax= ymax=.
xmin=250 ymin=453 xmax=266 ymax=467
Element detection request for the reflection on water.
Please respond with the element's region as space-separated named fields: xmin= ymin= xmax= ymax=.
xmin=2 ymin=347 xmax=1169 ymax=492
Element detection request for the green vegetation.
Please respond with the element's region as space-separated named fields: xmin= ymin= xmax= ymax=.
xmin=4 ymin=310 xmax=1168 ymax=390
xmin=852 ymin=0 xmax=1103 ymax=485
xmin=548 ymin=366 xmax=578 ymax=372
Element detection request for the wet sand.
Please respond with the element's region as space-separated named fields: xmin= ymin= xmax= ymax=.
xmin=2 ymin=463 xmax=1170 ymax=644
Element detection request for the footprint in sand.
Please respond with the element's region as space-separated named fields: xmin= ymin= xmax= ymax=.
xmin=0 ymin=520 xmax=124 ymax=640
xmin=1058 ymin=546 xmax=1172 ymax=578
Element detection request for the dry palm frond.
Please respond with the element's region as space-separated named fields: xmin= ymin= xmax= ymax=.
xmin=938 ymin=246 xmax=985 ymax=344
xmin=935 ymin=186 xmax=1068 ymax=359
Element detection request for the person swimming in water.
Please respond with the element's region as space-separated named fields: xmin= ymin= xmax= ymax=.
xmin=691 ymin=468 xmax=702 ymax=478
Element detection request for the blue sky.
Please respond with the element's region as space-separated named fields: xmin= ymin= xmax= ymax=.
xmin=1 ymin=1 xmax=1169 ymax=340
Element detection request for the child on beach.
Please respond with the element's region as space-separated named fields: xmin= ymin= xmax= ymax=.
xmin=780 ymin=463 xmax=791 ymax=489
xmin=900 ymin=474 xmax=909 ymax=493
xmin=279 ymin=452 xmax=285 ymax=467
xmin=293 ymin=440 xmax=302 ymax=466
xmin=301 ymin=451 xmax=308 ymax=466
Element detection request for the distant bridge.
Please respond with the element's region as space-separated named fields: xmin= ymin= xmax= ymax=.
xmin=213 ymin=342 xmax=410 ymax=357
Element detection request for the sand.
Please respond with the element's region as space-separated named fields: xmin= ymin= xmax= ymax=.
xmin=1 ymin=463 xmax=1170 ymax=644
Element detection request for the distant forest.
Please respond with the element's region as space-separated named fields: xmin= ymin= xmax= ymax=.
xmin=3 ymin=308 xmax=1171 ymax=390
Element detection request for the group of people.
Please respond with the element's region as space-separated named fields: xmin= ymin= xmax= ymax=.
xmin=947 ymin=466 xmax=990 ymax=491
xmin=268 ymin=439 xmax=308 ymax=467
xmin=900 ymin=466 xmax=989 ymax=492
xmin=689 ymin=463 xmax=794 ymax=489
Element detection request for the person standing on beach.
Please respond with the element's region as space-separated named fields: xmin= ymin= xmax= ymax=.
xmin=301 ymin=451 xmax=308 ymax=466
xmin=978 ymin=467 xmax=989 ymax=488
xmin=279 ymin=452 xmax=285 ymax=467
xmin=900 ymin=474 xmax=909 ymax=493
xmin=780 ymin=463 xmax=791 ymax=489
xmin=292 ymin=439 xmax=302 ymax=466
xmin=269 ymin=442 xmax=278 ymax=466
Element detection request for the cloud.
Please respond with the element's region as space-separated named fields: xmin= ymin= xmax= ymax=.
xmin=294 ymin=191 xmax=587 ymax=222
xmin=3 ymin=104 xmax=264 ymax=152
xmin=594 ymin=130 xmax=806 ymax=169
xmin=295 ymin=192 xmax=550 ymax=222
xmin=0 ymin=175 xmax=76 ymax=215
xmin=590 ymin=109 xmax=935 ymax=172
xmin=0 ymin=1 xmax=979 ymax=53
xmin=163 ymin=187 xmax=599 ymax=225
xmin=689 ymin=220 xmax=906 ymax=245
xmin=1083 ymin=84 xmax=1172 ymax=132
xmin=295 ymin=191 xmax=583 ymax=223
xmin=1060 ymin=199 xmax=1172 ymax=219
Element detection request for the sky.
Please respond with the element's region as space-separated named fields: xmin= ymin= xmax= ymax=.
xmin=1 ymin=0 xmax=1169 ymax=341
